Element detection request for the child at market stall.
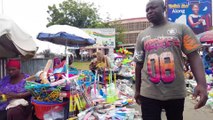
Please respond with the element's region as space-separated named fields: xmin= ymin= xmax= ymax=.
xmin=52 ymin=55 xmax=78 ymax=81
xmin=61 ymin=54 xmax=79 ymax=76
xmin=89 ymin=51 xmax=113 ymax=83
xmin=89 ymin=51 xmax=112 ymax=73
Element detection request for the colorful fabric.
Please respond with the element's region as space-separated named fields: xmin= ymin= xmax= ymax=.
xmin=0 ymin=74 xmax=29 ymax=110
xmin=134 ymin=22 xmax=202 ymax=100
xmin=6 ymin=59 xmax=21 ymax=69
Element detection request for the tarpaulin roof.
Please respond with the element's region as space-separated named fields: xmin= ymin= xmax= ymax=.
xmin=0 ymin=15 xmax=37 ymax=58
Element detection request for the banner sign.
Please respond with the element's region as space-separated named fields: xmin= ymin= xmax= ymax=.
xmin=166 ymin=0 xmax=212 ymax=34
xmin=83 ymin=28 xmax=116 ymax=48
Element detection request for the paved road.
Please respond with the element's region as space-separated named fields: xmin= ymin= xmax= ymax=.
xmin=133 ymin=96 xmax=213 ymax=120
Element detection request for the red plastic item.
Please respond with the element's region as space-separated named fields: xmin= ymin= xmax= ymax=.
xmin=32 ymin=101 xmax=68 ymax=120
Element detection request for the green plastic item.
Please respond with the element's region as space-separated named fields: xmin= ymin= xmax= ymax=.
xmin=106 ymin=83 xmax=118 ymax=103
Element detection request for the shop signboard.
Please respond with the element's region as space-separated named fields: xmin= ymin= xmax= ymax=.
xmin=82 ymin=28 xmax=116 ymax=48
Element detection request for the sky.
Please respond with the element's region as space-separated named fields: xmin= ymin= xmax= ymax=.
xmin=0 ymin=0 xmax=149 ymax=53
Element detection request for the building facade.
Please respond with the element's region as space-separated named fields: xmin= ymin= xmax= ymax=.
xmin=116 ymin=17 xmax=151 ymax=46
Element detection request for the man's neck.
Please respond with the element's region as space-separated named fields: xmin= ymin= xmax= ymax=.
xmin=152 ymin=18 xmax=167 ymax=27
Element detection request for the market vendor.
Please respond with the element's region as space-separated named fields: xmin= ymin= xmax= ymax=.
xmin=61 ymin=55 xmax=79 ymax=76
xmin=0 ymin=59 xmax=32 ymax=120
xmin=53 ymin=55 xmax=78 ymax=76
xmin=89 ymin=51 xmax=112 ymax=74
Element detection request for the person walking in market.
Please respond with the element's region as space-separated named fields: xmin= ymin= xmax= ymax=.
xmin=133 ymin=0 xmax=208 ymax=120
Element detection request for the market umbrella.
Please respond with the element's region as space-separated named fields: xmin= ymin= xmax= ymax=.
xmin=0 ymin=16 xmax=38 ymax=58
xmin=37 ymin=25 xmax=96 ymax=77
xmin=37 ymin=25 xmax=95 ymax=47
xmin=196 ymin=30 xmax=213 ymax=43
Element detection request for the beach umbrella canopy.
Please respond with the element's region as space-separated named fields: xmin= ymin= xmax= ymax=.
xmin=0 ymin=16 xmax=38 ymax=58
xmin=37 ymin=25 xmax=95 ymax=47
xmin=196 ymin=30 xmax=213 ymax=43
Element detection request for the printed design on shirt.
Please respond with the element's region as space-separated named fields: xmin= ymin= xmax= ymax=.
xmin=144 ymin=36 xmax=180 ymax=52
xmin=183 ymin=35 xmax=200 ymax=51
xmin=145 ymin=36 xmax=178 ymax=84
xmin=147 ymin=51 xmax=175 ymax=84
xmin=167 ymin=28 xmax=177 ymax=36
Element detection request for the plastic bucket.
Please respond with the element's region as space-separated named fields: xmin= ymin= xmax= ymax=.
xmin=32 ymin=99 xmax=68 ymax=120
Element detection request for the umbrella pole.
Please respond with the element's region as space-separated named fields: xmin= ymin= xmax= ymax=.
xmin=65 ymin=40 xmax=69 ymax=79
xmin=66 ymin=54 xmax=69 ymax=78
xmin=65 ymin=40 xmax=67 ymax=55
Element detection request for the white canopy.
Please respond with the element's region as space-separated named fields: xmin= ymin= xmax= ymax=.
xmin=0 ymin=15 xmax=37 ymax=58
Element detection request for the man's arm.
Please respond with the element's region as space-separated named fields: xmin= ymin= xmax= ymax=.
xmin=187 ymin=50 xmax=208 ymax=109
xmin=135 ymin=62 xmax=143 ymax=93
xmin=133 ymin=32 xmax=144 ymax=104
xmin=134 ymin=62 xmax=143 ymax=104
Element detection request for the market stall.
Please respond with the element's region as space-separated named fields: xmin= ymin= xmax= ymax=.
xmin=26 ymin=64 xmax=141 ymax=119
xmin=0 ymin=15 xmax=37 ymax=79
xmin=114 ymin=48 xmax=135 ymax=82
xmin=23 ymin=27 xmax=141 ymax=119
xmin=31 ymin=24 xmax=95 ymax=119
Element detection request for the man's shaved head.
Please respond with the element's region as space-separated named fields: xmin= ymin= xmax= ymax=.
xmin=148 ymin=0 xmax=165 ymax=9
xmin=146 ymin=0 xmax=166 ymax=25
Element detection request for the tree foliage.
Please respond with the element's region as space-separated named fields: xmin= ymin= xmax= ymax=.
xmin=40 ymin=49 xmax=56 ymax=58
xmin=47 ymin=0 xmax=103 ymax=28
xmin=46 ymin=0 xmax=125 ymax=47
xmin=109 ymin=20 xmax=126 ymax=48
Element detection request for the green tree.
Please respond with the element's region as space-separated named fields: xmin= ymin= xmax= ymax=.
xmin=40 ymin=49 xmax=56 ymax=58
xmin=47 ymin=0 xmax=103 ymax=28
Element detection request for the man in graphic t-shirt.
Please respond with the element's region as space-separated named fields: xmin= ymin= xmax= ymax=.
xmin=134 ymin=0 xmax=208 ymax=120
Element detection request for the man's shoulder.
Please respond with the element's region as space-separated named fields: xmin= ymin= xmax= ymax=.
xmin=168 ymin=22 xmax=184 ymax=27
xmin=138 ymin=27 xmax=151 ymax=36
xmin=166 ymin=22 xmax=187 ymax=31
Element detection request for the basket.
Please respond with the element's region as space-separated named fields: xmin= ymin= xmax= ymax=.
xmin=32 ymin=99 xmax=68 ymax=120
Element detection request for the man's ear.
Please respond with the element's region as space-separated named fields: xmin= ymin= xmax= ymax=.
xmin=163 ymin=6 xmax=166 ymax=12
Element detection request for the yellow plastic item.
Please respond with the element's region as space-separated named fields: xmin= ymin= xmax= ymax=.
xmin=209 ymin=92 xmax=213 ymax=97
xmin=0 ymin=94 xmax=7 ymax=102
xmin=69 ymin=95 xmax=73 ymax=112
xmin=74 ymin=95 xmax=81 ymax=111
xmin=127 ymin=99 xmax=133 ymax=103
xmin=68 ymin=117 xmax=78 ymax=120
